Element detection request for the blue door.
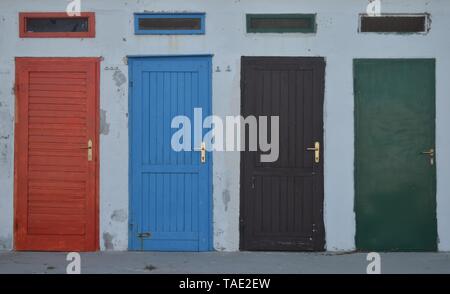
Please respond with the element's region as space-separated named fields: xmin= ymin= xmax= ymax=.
xmin=129 ymin=56 xmax=212 ymax=251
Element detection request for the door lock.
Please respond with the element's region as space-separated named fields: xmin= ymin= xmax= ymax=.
xmin=306 ymin=141 xmax=320 ymax=163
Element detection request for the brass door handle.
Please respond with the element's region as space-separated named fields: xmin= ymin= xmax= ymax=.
xmin=81 ymin=139 xmax=93 ymax=161
xmin=421 ymin=148 xmax=435 ymax=165
xmin=421 ymin=148 xmax=434 ymax=156
xmin=306 ymin=141 xmax=320 ymax=163
xmin=200 ymin=142 xmax=206 ymax=164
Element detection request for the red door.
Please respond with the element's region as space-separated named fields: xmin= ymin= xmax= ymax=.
xmin=14 ymin=58 xmax=100 ymax=251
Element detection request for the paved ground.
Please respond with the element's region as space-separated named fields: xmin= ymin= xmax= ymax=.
xmin=0 ymin=251 xmax=449 ymax=274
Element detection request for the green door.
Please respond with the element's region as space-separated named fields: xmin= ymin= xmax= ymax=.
xmin=354 ymin=59 xmax=437 ymax=251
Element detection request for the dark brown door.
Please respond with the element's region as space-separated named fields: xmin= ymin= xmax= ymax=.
xmin=240 ymin=57 xmax=325 ymax=251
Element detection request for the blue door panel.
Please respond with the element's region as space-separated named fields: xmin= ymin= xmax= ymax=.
xmin=129 ymin=56 xmax=212 ymax=251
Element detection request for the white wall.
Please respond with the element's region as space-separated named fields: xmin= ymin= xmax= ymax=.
xmin=0 ymin=0 xmax=449 ymax=251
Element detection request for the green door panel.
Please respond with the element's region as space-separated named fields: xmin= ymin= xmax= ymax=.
xmin=354 ymin=59 xmax=437 ymax=251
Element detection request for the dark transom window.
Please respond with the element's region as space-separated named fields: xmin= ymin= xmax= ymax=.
xmin=26 ymin=17 xmax=89 ymax=33
xmin=135 ymin=13 xmax=205 ymax=35
xmin=19 ymin=12 xmax=96 ymax=38
xmin=246 ymin=14 xmax=317 ymax=33
xmin=359 ymin=14 xmax=429 ymax=33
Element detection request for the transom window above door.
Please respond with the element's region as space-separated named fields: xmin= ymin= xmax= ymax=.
xmin=134 ymin=13 xmax=206 ymax=35
xmin=246 ymin=14 xmax=317 ymax=33
xmin=19 ymin=12 xmax=96 ymax=38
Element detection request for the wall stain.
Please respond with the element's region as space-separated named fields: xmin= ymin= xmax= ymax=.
xmin=0 ymin=235 xmax=12 ymax=250
xmin=103 ymin=232 xmax=115 ymax=250
xmin=222 ymin=189 xmax=231 ymax=211
xmin=0 ymin=143 xmax=7 ymax=164
xmin=111 ymin=209 xmax=127 ymax=223
xmin=100 ymin=109 xmax=110 ymax=135
xmin=215 ymin=228 xmax=224 ymax=236
xmin=113 ymin=70 xmax=127 ymax=87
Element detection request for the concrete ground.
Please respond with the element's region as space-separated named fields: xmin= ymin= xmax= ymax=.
xmin=0 ymin=251 xmax=449 ymax=274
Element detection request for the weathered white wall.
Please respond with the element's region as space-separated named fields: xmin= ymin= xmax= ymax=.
xmin=1 ymin=0 xmax=449 ymax=251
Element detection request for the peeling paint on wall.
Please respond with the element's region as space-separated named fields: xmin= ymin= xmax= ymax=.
xmin=0 ymin=143 xmax=7 ymax=163
xmin=111 ymin=209 xmax=127 ymax=222
xmin=0 ymin=235 xmax=11 ymax=250
xmin=222 ymin=189 xmax=231 ymax=212
xmin=214 ymin=228 xmax=227 ymax=251
xmin=113 ymin=70 xmax=127 ymax=87
xmin=103 ymin=232 xmax=115 ymax=250
xmin=100 ymin=109 xmax=110 ymax=135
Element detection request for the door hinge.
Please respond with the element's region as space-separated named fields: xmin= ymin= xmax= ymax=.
xmin=137 ymin=232 xmax=151 ymax=239
xmin=129 ymin=81 xmax=133 ymax=88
